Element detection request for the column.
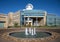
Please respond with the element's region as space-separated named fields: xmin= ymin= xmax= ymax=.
xmin=27 ymin=17 xmax=29 ymax=25
xmin=28 ymin=17 xmax=29 ymax=21
xmin=36 ymin=17 xmax=38 ymax=26
xmin=44 ymin=11 xmax=47 ymax=26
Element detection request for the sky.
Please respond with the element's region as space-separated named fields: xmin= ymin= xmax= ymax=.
xmin=0 ymin=0 xmax=60 ymax=16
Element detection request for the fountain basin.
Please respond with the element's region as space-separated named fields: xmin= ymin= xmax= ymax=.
xmin=9 ymin=32 xmax=52 ymax=38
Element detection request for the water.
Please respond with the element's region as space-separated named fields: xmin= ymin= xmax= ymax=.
xmin=25 ymin=28 xmax=36 ymax=36
xmin=9 ymin=32 xmax=51 ymax=38
xmin=25 ymin=28 xmax=29 ymax=35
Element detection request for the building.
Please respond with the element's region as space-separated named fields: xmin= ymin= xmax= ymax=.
xmin=0 ymin=14 xmax=8 ymax=28
xmin=0 ymin=3 xmax=60 ymax=28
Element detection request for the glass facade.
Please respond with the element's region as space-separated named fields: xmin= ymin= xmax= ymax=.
xmin=20 ymin=10 xmax=45 ymax=26
xmin=20 ymin=10 xmax=60 ymax=26
xmin=47 ymin=14 xmax=56 ymax=26
xmin=0 ymin=22 xmax=4 ymax=28
xmin=47 ymin=14 xmax=60 ymax=26
xmin=56 ymin=17 xmax=60 ymax=26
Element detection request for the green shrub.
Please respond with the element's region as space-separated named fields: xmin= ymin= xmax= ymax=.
xmin=14 ymin=22 xmax=18 ymax=27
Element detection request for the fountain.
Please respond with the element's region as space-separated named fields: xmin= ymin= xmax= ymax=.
xmin=9 ymin=28 xmax=52 ymax=38
xmin=34 ymin=28 xmax=36 ymax=35
xmin=25 ymin=28 xmax=36 ymax=36
xmin=29 ymin=28 xmax=31 ymax=34
xmin=31 ymin=29 xmax=34 ymax=35
xmin=25 ymin=28 xmax=29 ymax=35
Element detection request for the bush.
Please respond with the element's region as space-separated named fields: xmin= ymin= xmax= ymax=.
xmin=14 ymin=22 xmax=18 ymax=27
